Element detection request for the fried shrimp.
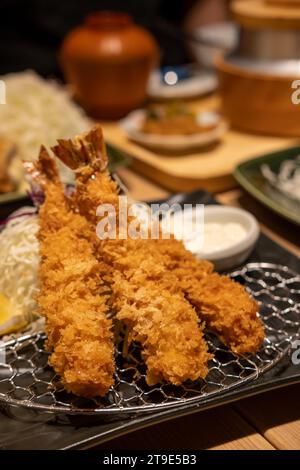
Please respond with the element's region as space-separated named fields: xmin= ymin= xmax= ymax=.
xmin=187 ymin=273 xmax=264 ymax=354
xmin=154 ymin=238 xmax=265 ymax=354
xmin=53 ymin=126 xmax=212 ymax=386
xmin=24 ymin=147 xmax=115 ymax=397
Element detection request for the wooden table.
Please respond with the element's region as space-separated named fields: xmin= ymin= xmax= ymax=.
xmin=95 ymin=166 xmax=300 ymax=451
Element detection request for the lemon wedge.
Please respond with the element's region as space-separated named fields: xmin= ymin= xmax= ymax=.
xmin=0 ymin=293 xmax=27 ymax=336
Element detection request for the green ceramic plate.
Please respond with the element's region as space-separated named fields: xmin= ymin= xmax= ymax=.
xmin=234 ymin=146 xmax=300 ymax=227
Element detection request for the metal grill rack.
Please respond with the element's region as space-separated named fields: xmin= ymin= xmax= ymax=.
xmin=0 ymin=263 xmax=299 ymax=416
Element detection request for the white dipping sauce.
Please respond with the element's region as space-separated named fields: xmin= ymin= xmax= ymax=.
xmin=198 ymin=222 xmax=247 ymax=255
xmin=170 ymin=210 xmax=247 ymax=255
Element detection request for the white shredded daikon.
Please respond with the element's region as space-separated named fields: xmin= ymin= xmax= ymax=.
xmin=0 ymin=207 xmax=40 ymax=322
xmin=261 ymin=156 xmax=300 ymax=202
xmin=0 ymin=70 xmax=92 ymax=187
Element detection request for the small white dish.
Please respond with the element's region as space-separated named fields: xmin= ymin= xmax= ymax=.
xmin=170 ymin=205 xmax=260 ymax=271
xmin=120 ymin=109 xmax=227 ymax=152
xmin=147 ymin=69 xmax=218 ymax=100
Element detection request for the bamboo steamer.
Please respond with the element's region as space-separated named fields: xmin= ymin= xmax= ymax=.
xmin=217 ymin=0 xmax=300 ymax=136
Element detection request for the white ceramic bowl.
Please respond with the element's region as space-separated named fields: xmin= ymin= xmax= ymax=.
xmin=171 ymin=205 xmax=260 ymax=271
xmin=201 ymin=206 xmax=260 ymax=271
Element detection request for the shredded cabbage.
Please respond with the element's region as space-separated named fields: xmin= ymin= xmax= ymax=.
xmin=0 ymin=207 xmax=40 ymax=322
xmin=0 ymin=70 xmax=92 ymax=187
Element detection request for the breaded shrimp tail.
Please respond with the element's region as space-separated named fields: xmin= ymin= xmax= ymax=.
xmin=24 ymin=147 xmax=115 ymax=397
xmin=53 ymin=125 xmax=212 ymax=386
xmin=53 ymin=126 xmax=119 ymax=225
xmin=24 ymin=146 xmax=69 ymax=234
xmin=53 ymin=126 xmax=108 ymax=171
xmin=25 ymin=145 xmax=60 ymax=184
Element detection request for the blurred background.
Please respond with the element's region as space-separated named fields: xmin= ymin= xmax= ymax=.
xmin=1 ymin=0 xmax=300 ymax=232
xmin=0 ymin=0 xmax=229 ymax=76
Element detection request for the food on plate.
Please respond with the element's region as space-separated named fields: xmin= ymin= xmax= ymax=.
xmin=261 ymin=156 xmax=300 ymax=202
xmin=188 ymin=273 xmax=264 ymax=354
xmin=0 ymin=207 xmax=39 ymax=332
xmin=24 ymin=148 xmax=115 ymax=398
xmin=8 ymin=123 xmax=265 ymax=398
xmin=154 ymin=238 xmax=264 ymax=354
xmin=0 ymin=70 xmax=92 ymax=191
xmin=0 ymin=137 xmax=16 ymax=193
xmin=169 ymin=207 xmax=248 ymax=256
xmin=141 ymin=102 xmax=217 ymax=136
xmin=52 ymin=127 xmax=212 ymax=386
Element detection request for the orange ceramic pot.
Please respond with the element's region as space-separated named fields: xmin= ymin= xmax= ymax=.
xmin=60 ymin=12 xmax=159 ymax=119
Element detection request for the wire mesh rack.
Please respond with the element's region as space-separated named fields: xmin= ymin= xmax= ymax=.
xmin=0 ymin=263 xmax=299 ymax=417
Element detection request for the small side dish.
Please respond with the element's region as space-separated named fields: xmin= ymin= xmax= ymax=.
xmin=170 ymin=205 xmax=260 ymax=271
xmin=121 ymin=103 xmax=227 ymax=152
xmin=142 ymin=102 xmax=217 ymax=135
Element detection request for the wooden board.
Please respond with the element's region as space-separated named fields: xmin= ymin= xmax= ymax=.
xmin=235 ymin=384 xmax=300 ymax=450
xmin=102 ymin=97 xmax=297 ymax=193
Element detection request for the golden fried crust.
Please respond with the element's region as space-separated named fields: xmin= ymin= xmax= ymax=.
xmin=53 ymin=125 xmax=264 ymax=387
xmin=187 ymin=273 xmax=264 ymax=354
xmin=29 ymin=149 xmax=115 ymax=398
xmin=154 ymin=238 xmax=213 ymax=290
xmin=53 ymin=127 xmax=212 ymax=386
xmin=38 ymin=217 xmax=115 ymax=398
xmin=154 ymin=238 xmax=264 ymax=354
xmin=110 ymin=243 xmax=212 ymax=385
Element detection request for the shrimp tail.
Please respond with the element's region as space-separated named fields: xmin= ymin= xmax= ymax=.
xmin=52 ymin=125 xmax=108 ymax=172
xmin=24 ymin=145 xmax=60 ymax=189
xmin=23 ymin=146 xmax=61 ymax=207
